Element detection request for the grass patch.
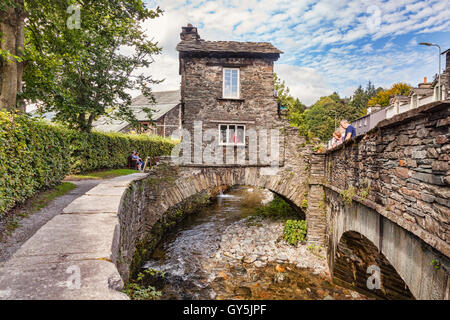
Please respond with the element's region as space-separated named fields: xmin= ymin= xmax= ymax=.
xmin=66 ymin=168 xmax=137 ymax=180
xmin=28 ymin=182 xmax=77 ymax=213
xmin=6 ymin=220 xmax=20 ymax=233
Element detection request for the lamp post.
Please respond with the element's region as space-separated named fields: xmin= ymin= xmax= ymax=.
xmin=420 ymin=42 xmax=441 ymax=100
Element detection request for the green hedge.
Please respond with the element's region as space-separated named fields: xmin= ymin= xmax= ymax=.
xmin=68 ymin=130 xmax=175 ymax=174
xmin=0 ymin=111 xmax=176 ymax=215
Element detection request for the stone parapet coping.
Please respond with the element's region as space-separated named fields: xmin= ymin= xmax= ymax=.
xmin=0 ymin=172 xmax=148 ymax=300
xmin=326 ymin=101 xmax=450 ymax=154
xmin=323 ymin=183 xmax=449 ymax=258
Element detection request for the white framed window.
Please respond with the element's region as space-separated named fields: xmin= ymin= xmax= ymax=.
xmin=223 ymin=68 xmax=240 ymax=99
xmin=219 ymin=124 xmax=245 ymax=146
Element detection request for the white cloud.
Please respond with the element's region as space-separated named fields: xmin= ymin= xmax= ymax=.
xmin=135 ymin=0 xmax=450 ymax=103
xmin=275 ymin=64 xmax=332 ymax=105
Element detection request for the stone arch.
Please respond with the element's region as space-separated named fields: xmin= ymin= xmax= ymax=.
xmin=155 ymin=166 xmax=309 ymax=223
xmin=333 ymin=230 xmax=414 ymax=299
xmin=326 ymin=188 xmax=449 ymax=300
xmin=117 ymin=164 xmax=312 ymax=281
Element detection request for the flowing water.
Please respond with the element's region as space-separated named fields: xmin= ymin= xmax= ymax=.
xmin=142 ymin=187 xmax=365 ymax=300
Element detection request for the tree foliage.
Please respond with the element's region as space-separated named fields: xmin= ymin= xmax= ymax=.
xmin=368 ymin=82 xmax=411 ymax=107
xmin=348 ymin=81 xmax=382 ymax=116
xmin=274 ymin=73 xmax=306 ymax=115
xmin=22 ymin=0 xmax=162 ymax=132
xmin=275 ymin=75 xmax=384 ymax=142
xmin=300 ymin=93 xmax=354 ymax=142
xmin=0 ymin=110 xmax=175 ymax=215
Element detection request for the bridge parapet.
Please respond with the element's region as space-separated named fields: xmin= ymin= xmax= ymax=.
xmin=322 ymin=101 xmax=449 ymax=300
xmin=325 ymin=101 xmax=449 ymax=257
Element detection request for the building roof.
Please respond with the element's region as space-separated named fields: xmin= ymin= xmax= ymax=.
xmin=131 ymin=90 xmax=181 ymax=106
xmin=410 ymin=87 xmax=433 ymax=96
xmin=91 ymin=118 xmax=129 ymax=133
xmin=176 ymin=40 xmax=283 ymax=55
xmin=93 ymin=90 xmax=181 ymax=132
xmin=130 ymin=90 xmax=181 ymax=121
xmin=391 ymin=95 xmax=410 ymax=102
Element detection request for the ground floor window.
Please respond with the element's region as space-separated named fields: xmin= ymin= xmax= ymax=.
xmin=219 ymin=124 xmax=245 ymax=145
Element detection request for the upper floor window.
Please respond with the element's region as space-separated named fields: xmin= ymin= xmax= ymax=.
xmin=223 ymin=68 xmax=240 ymax=99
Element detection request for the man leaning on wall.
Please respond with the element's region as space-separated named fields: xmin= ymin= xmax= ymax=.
xmin=340 ymin=120 xmax=356 ymax=142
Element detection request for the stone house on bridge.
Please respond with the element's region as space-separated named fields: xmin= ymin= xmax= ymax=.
xmin=176 ymin=24 xmax=284 ymax=165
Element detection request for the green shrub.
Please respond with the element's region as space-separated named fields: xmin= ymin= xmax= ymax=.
xmin=341 ymin=186 xmax=356 ymax=206
xmin=123 ymin=268 xmax=163 ymax=300
xmin=0 ymin=111 xmax=176 ymax=215
xmin=301 ymin=198 xmax=308 ymax=209
xmin=254 ymin=195 xmax=299 ymax=219
xmin=283 ymin=219 xmax=307 ymax=246
xmin=68 ymin=130 xmax=175 ymax=173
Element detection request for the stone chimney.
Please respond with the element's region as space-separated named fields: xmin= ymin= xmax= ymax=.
xmin=180 ymin=24 xmax=200 ymax=41
xmin=418 ymin=77 xmax=432 ymax=89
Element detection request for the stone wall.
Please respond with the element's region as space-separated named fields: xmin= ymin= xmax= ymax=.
xmin=325 ymin=188 xmax=449 ymax=300
xmin=179 ymin=55 xmax=285 ymax=165
xmin=154 ymin=104 xmax=181 ymax=138
xmin=306 ymin=153 xmax=327 ymax=245
xmin=325 ymin=101 xmax=449 ymax=257
xmin=116 ymin=164 xmax=219 ymax=282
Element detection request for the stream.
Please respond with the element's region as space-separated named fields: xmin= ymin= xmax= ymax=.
xmin=142 ymin=186 xmax=366 ymax=300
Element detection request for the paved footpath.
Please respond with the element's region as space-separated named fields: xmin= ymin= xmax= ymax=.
xmin=0 ymin=173 xmax=147 ymax=300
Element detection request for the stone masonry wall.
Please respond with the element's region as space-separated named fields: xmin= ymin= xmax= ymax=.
xmin=116 ymin=128 xmax=313 ymax=282
xmin=180 ymin=55 xmax=285 ymax=165
xmin=154 ymin=104 xmax=181 ymax=138
xmin=307 ymin=153 xmax=327 ymax=245
xmin=325 ymin=102 xmax=449 ymax=257
xmin=116 ymin=164 xmax=219 ymax=282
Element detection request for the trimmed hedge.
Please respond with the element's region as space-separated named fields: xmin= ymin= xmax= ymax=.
xmin=0 ymin=111 xmax=176 ymax=215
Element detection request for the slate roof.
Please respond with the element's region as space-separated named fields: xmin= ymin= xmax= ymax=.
xmin=93 ymin=90 xmax=181 ymax=132
xmin=410 ymin=87 xmax=433 ymax=96
xmin=130 ymin=90 xmax=181 ymax=121
xmin=91 ymin=117 xmax=129 ymax=133
xmin=176 ymin=40 xmax=283 ymax=55
xmin=131 ymin=90 xmax=181 ymax=106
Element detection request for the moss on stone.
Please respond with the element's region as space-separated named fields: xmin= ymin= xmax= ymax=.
xmin=127 ymin=191 xmax=213 ymax=282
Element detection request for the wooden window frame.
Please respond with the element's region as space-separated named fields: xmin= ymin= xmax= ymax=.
xmin=222 ymin=67 xmax=240 ymax=99
xmin=218 ymin=124 xmax=245 ymax=146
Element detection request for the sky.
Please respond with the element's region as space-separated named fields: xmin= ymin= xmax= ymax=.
xmin=139 ymin=0 xmax=450 ymax=106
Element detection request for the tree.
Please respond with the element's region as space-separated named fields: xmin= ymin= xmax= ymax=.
xmin=301 ymin=95 xmax=351 ymax=142
xmin=368 ymin=82 xmax=411 ymax=107
xmin=22 ymin=0 xmax=162 ymax=132
xmin=294 ymin=89 xmax=375 ymax=142
xmin=273 ymin=73 xmax=306 ymax=128
xmin=274 ymin=73 xmax=292 ymax=108
xmin=348 ymin=81 xmax=381 ymax=116
xmin=0 ymin=0 xmax=25 ymax=112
